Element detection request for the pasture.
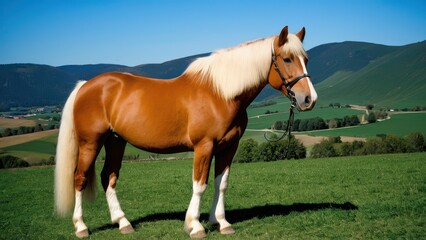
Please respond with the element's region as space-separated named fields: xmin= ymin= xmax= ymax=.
xmin=1 ymin=153 xmax=424 ymax=239
xmin=307 ymin=112 xmax=426 ymax=138
xmin=1 ymin=110 xmax=425 ymax=164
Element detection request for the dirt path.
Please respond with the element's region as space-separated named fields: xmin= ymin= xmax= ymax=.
xmin=0 ymin=129 xmax=58 ymax=148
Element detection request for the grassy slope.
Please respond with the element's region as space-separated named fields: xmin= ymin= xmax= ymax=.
xmin=314 ymin=41 xmax=426 ymax=108
xmin=307 ymin=112 xmax=426 ymax=138
xmin=0 ymin=153 xmax=424 ymax=239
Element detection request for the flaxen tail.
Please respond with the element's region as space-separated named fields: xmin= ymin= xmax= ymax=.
xmin=54 ymin=81 xmax=87 ymax=216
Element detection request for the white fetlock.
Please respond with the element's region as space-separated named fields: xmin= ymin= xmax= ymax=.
xmin=74 ymin=219 xmax=89 ymax=238
xmin=185 ymin=220 xmax=206 ymax=239
xmin=118 ymin=217 xmax=135 ymax=234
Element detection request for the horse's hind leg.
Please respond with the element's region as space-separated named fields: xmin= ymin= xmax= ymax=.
xmin=101 ymin=133 xmax=134 ymax=234
xmin=73 ymin=139 xmax=102 ymax=238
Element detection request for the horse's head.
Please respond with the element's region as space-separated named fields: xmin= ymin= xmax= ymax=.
xmin=268 ymin=26 xmax=317 ymax=111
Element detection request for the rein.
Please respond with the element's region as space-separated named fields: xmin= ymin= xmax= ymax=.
xmin=263 ymin=49 xmax=310 ymax=155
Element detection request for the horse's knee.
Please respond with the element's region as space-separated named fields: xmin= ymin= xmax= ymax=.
xmin=74 ymin=174 xmax=87 ymax=192
xmin=101 ymin=170 xmax=118 ymax=191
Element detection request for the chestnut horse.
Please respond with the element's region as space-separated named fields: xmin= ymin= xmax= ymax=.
xmin=55 ymin=26 xmax=317 ymax=238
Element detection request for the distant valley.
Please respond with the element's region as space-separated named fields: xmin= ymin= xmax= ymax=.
xmin=1 ymin=40 xmax=425 ymax=109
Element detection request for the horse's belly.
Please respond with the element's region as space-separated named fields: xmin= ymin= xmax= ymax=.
xmin=120 ymin=127 xmax=193 ymax=154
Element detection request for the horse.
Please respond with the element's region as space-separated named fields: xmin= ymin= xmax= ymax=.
xmin=54 ymin=26 xmax=317 ymax=238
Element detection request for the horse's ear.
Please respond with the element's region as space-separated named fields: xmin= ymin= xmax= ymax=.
xmin=296 ymin=27 xmax=306 ymax=42
xmin=278 ymin=26 xmax=289 ymax=46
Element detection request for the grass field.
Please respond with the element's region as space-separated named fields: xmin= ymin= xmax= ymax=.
xmin=0 ymin=153 xmax=424 ymax=239
xmin=307 ymin=112 xmax=426 ymax=138
xmin=246 ymin=99 xmax=365 ymax=130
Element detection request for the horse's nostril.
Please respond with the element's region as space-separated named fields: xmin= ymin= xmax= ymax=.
xmin=304 ymin=96 xmax=311 ymax=104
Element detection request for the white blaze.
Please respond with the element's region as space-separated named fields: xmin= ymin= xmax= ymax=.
xmin=299 ymin=56 xmax=317 ymax=102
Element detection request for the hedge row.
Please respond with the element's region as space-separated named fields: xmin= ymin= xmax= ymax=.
xmin=310 ymin=132 xmax=425 ymax=158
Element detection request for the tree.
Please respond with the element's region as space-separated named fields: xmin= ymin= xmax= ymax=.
xmin=273 ymin=121 xmax=284 ymax=130
xmin=366 ymin=104 xmax=374 ymax=110
xmin=310 ymin=139 xmax=338 ymax=158
xmin=0 ymin=155 xmax=29 ymax=169
xmin=350 ymin=115 xmax=360 ymax=126
xmin=405 ymin=132 xmax=424 ymax=152
xmin=292 ymin=119 xmax=300 ymax=131
xmin=235 ymin=139 xmax=258 ymax=163
xmin=328 ymin=119 xmax=339 ymax=129
xmin=3 ymin=128 xmax=13 ymax=137
xmin=367 ymin=112 xmax=376 ymax=123
xmin=338 ymin=142 xmax=353 ymax=156
xmin=17 ymin=126 xmax=28 ymax=135
xmin=284 ymin=138 xmax=306 ymax=159
xmin=363 ymin=137 xmax=386 ymax=155
xmin=255 ymin=142 xmax=276 ymax=162
xmin=298 ymin=119 xmax=308 ymax=131
xmin=34 ymin=124 xmax=44 ymax=132
xmin=383 ymin=135 xmax=407 ymax=153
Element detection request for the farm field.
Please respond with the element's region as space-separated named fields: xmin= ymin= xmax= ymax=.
xmin=0 ymin=130 xmax=193 ymax=164
xmin=246 ymin=99 xmax=365 ymax=130
xmin=0 ymin=153 xmax=424 ymax=239
xmin=306 ymin=112 xmax=426 ymax=138
xmin=1 ymin=107 xmax=425 ymax=163
xmin=0 ymin=117 xmax=36 ymax=129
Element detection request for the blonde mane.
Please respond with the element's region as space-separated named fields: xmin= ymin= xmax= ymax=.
xmin=185 ymin=33 xmax=305 ymax=100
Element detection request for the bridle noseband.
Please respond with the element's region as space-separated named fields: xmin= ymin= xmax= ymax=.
xmin=264 ymin=46 xmax=311 ymax=156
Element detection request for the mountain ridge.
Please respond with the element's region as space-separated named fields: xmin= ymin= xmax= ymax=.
xmin=0 ymin=41 xmax=424 ymax=109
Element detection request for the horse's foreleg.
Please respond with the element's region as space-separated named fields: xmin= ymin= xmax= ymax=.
xmin=185 ymin=141 xmax=214 ymax=238
xmin=209 ymin=141 xmax=238 ymax=235
xmin=102 ymin=134 xmax=134 ymax=234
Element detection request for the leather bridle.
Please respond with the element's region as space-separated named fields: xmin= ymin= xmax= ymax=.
xmin=271 ymin=53 xmax=310 ymax=101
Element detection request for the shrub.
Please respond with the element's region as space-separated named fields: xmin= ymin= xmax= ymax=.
xmin=235 ymin=138 xmax=258 ymax=163
xmin=367 ymin=112 xmax=376 ymax=123
xmin=406 ymin=132 xmax=425 ymax=152
xmin=0 ymin=155 xmax=29 ymax=169
xmin=383 ymin=135 xmax=407 ymax=153
xmin=363 ymin=137 xmax=386 ymax=155
xmin=310 ymin=139 xmax=338 ymax=158
xmin=337 ymin=142 xmax=353 ymax=156
xmin=311 ymin=132 xmax=425 ymax=159
xmin=235 ymin=138 xmax=306 ymax=163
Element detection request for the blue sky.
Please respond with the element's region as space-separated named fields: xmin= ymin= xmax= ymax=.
xmin=1 ymin=0 xmax=425 ymax=66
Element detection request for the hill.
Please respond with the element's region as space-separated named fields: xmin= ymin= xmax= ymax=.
xmin=314 ymin=41 xmax=426 ymax=108
xmin=0 ymin=41 xmax=424 ymax=108
xmin=308 ymin=41 xmax=396 ymax=84
xmin=0 ymin=54 xmax=208 ymax=108
xmin=0 ymin=64 xmax=75 ymax=108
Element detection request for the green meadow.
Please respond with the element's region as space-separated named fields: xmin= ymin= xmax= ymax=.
xmin=0 ymin=153 xmax=424 ymax=239
xmin=307 ymin=112 xmax=426 ymax=138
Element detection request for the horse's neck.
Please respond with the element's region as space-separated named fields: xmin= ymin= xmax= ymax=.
xmin=233 ymin=80 xmax=269 ymax=110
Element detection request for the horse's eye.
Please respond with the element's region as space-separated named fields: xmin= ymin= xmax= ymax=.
xmin=283 ymin=58 xmax=291 ymax=63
